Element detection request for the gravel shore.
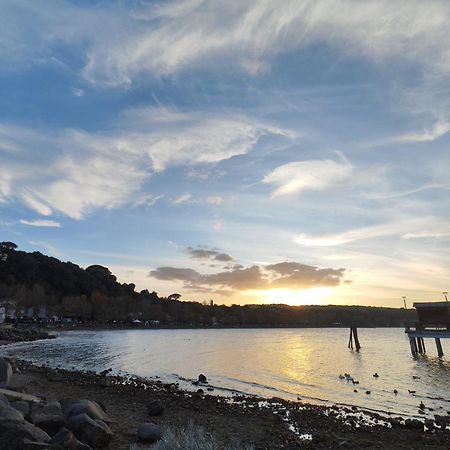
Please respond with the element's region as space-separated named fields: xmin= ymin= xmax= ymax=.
xmin=4 ymin=359 xmax=450 ymax=449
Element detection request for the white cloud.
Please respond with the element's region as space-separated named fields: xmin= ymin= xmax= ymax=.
xmin=0 ymin=111 xmax=289 ymax=219
xmin=263 ymin=153 xmax=352 ymax=197
xmin=3 ymin=1 xmax=450 ymax=85
xmin=206 ymin=196 xmax=224 ymax=205
xmin=396 ymin=121 xmax=450 ymax=143
xmin=173 ymin=193 xmax=193 ymax=205
xmin=20 ymin=219 xmax=61 ymax=228
xmin=80 ymin=0 xmax=450 ymax=85
xmin=295 ymin=218 xmax=449 ymax=247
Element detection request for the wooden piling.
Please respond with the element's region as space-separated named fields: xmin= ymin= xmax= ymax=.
xmin=348 ymin=327 xmax=361 ymax=350
xmin=420 ymin=337 xmax=426 ymax=353
xmin=435 ymin=338 xmax=444 ymax=357
xmin=409 ymin=337 xmax=417 ymax=355
xmin=417 ymin=337 xmax=423 ymax=353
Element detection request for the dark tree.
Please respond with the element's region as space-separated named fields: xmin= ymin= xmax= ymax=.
xmin=0 ymin=241 xmax=17 ymax=251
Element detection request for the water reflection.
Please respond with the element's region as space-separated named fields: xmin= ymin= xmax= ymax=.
xmin=3 ymin=328 xmax=450 ymax=417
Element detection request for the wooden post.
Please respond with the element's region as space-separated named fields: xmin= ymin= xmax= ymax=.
xmin=348 ymin=327 xmax=361 ymax=350
xmin=420 ymin=338 xmax=426 ymax=353
xmin=417 ymin=337 xmax=423 ymax=353
xmin=409 ymin=337 xmax=417 ymax=355
xmin=435 ymin=338 xmax=444 ymax=357
xmin=348 ymin=328 xmax=353 ymax=349
xmin=353 ymin=327 xmax=361 ymax=350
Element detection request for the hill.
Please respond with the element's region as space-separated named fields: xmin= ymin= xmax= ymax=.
xmin=0 ymin=241 xmax=416 ymax=327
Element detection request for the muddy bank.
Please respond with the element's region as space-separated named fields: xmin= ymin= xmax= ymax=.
xmin=4 ymin=360 xmax=450 ymax=449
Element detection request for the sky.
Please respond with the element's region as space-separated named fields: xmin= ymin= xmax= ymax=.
xmin=1 ymin=0 xmax=449 ymax=307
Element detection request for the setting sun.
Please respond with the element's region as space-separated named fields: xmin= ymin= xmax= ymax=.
xmin=255 ymin=287 xmax=332 ymax=306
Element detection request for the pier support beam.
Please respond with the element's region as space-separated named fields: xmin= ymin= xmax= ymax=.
xmin=435 ymin=338 xmax=444 ymax=357
xmin=409 ymin=337 xmax=418 ymax=355
xmin=348 ymin=327 xmax=361 ymax=351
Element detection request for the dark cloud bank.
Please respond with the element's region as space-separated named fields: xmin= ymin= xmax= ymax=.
xmin=149 ymin=261 xmax=346 ymax=295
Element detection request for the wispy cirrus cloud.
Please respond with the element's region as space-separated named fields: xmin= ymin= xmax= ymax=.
xmin=0 ymin=111 xmax=291 ymax=219
xmin=295 ymin=218 xmax=450 ymax=247
xmin=19 ymin=219 xmax=61 ymax=228
xmin=3 ymin=1 xmax=450 ymax=85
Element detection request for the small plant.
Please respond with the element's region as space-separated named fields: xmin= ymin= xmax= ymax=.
xmin=130 ymin=422 xmax=254 ymax=450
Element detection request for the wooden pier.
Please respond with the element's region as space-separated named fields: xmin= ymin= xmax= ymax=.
xmin=406 ymin=302 xmax=450 ymax=356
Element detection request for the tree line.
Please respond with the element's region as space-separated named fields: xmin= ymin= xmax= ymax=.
xmin=0 ymin=242 xmax=416 ymax=327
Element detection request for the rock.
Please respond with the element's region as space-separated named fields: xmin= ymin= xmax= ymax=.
xmin=196 ymin=389 xmax=204 ymax=394
xmin=97 ymin=378 xmax=112 ymax=387
xmin=198 ymin=374 xmax=207 ymax=383
xmin=30 ymin=401 xmax=65 ymax=436
xmin=11 ymin=400 xmax=30 ymax=417
xmin=67 ymin=413 xmax=113 ymax=449
xmin=0 ymin=419 xmax=50 ymax=450
xmin=49 ymin=428 xmax=92 ymax=449
xmin=425 ymin=418 xmax=435 ymax=430
xmin=22 ymin=440 xmax=53 ymax=449
xmin=434 ymin=414 xmax=450 ymax=428
xmin=0 ymin=405 xmax=24 ymax=420
xmin=388 ymin=417 xmax=403 ymax=427
xmin=62 ymin=399 xmax=109 ymax=422
xmin=146 ymin=400 xmax=164 ymax=416
xmin=405 ymin=418 xmax=423 ymax=429
xmin=0 ymin=393 xmax=9 ymax=407
xmin=137 ymin=422 xmax=162 ymax=443
xmin=0 ymin=358 xmax=13 ymax=385
xmin=0 ymin=388 xmax=41 ymax=403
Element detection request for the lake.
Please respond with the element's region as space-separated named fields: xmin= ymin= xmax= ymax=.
xmin=3 ymin=327 xmax=450 ymax=418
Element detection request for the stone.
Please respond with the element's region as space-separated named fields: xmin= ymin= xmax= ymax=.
xmin=0 ymin=405 xmax=24 ymax=420
xmin=0 ymin=358 xmax=13 ymax=385
xmin=146 ymin=400 xmax=164 ymax=416
xmin=11 ymin=400 xmax=30 ymax=417
xmin=198 ymin=374 xmax=207 ymax=383
xmin=97 ymin=378 xmax=112 ymax=387
xmin=0 ymin=388 xmax=40 ymax=403
xmin=137 ymin=422 xmax=162 ymax=443
xmin=0 ymin=393 xmax=9 ymax=407
xmin=67 ymin=413 xmax=113 ymax=449
xmin=30 ymin=400 xmax=65 ymax=435
xmin=404 ymin=418 xmax=423 ymax=429
xmin=0 ymin=419 xmax=50 ymax=450
xmin=62 ymin=399 xmax=109 ymax=422
xmin=50 ymin=428 xmax=92 ymax=450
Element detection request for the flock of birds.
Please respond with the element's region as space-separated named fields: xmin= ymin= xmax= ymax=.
xmin=338 ymin=372 xmax=418 ymax=396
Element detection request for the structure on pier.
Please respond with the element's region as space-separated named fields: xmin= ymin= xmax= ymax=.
xmin=406 ymin=302 xmax=450 ymax=356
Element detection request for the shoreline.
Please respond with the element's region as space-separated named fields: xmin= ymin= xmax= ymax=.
xmin=4 ymin=357 xmax=450 ymax=449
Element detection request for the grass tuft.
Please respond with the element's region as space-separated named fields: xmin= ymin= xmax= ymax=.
xmin=130 ymin=422 xmax=254 ymax=450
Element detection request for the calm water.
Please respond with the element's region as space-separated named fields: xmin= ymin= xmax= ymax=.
xmin=3 ymin=328 xmax=450 ymax=418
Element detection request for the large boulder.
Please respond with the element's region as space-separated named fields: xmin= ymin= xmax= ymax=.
xmin=0 ymin=358 xmax=13 ymax=385
xmin=11 ymin=400 xmax=30 ymax=418
xmin=137 ymin=422 xmax=162 ymax=443
xmin=0 ymin=393 xmax=9 ymax=407
xmin=62 ymin=400 xmax=109 ymax=422
xmin=49 ymin=428 xmax=92 ymax=449
xmin=67 ymin=413 xmax=113 ymax=449
xmin=0 ymin=404 xmax=24 ymax=420
xmin=30 ymin=401 xmax=64 ymax=436
xmin=0 ymin=419 xmax=50 ymax=450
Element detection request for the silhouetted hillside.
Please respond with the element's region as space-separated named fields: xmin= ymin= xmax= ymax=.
xmin=0 ymin=242 xmax=416 ymax=326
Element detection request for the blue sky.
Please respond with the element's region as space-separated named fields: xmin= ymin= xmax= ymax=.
xmin=1 ymin=0 xmax=449 ymax=306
